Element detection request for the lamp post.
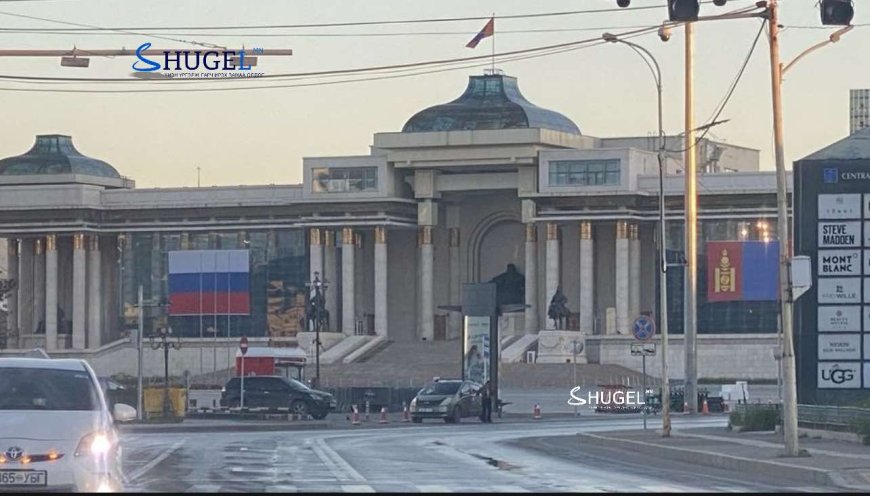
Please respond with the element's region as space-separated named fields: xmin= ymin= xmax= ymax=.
xmin=602 ymin=32 xmax=671 ymax=437
xmin=306 ymin=271 xmax=328 ymax=389
xmin=150 ymin=323 xmax=181 ymax=419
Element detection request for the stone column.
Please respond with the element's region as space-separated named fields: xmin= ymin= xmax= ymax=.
xmin=545 ymin=223 xmax=560 ymax=330
xmin=579 ymin=222 xmax=594 ymax=334
xmin=524 ymin=224 xmax=538 ymax=334
xmin=309 ymin=228 xmax=323 ymax=283
xmin=72 ymin=233 xmax=87 ymax=349
xmin=629 ymin=224 xmax=641 ymax=321
xmin=6 ymin=239 xmax=18 ymax=346
xmin=374 ymin=227 xmax=388 ymax=337
xmin=419 ymin=226 xmax=434 ymax=341
xmin=87 ymin=235 xmax=102 ymax=349
xmin=323 ymin=230 xmax=338 ymax=332
xmin=448 ymin=227 xmax=461 ymax=340
xmin=18 ymin=239 xmax=33 ymax=339
xmin=615 ymin=221 xmax=630 ymax=335
xmin=45 ymin=234 xmax=58 ymax=351
xmin=341 ymin=228 xmax=355 ymax=335
xmin=33 ymin=239 xmax=45 ymax=336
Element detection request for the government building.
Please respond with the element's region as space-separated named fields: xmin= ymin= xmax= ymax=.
xmin=0 ymin=73 xmax=789 ymax=381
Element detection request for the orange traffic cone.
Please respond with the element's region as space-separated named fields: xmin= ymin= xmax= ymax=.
xmin=379 ymin=406 xmax=389 ymax=424
xmin=351 ymin=405 xmax=361 ymax=425
xmin=533 ymin=404 xmax=542 ymax=420
xmin=683 ymin=401 xmax=689 ymax=413
xmin=701 ymin=399 xmax=710 ymax=415
xmin=401 ymin=403 xmax=410 ymax=423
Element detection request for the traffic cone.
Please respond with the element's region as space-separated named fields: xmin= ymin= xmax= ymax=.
xmin=351 ymin=405 xmax=361 ymax=425
xmin=533 ymin=403 xmax=542 ymax=420
xmin=683 ymin=401 xmax=689 ymax=413
xmin=701 ymin=399 xmax=710 ymax=415
xmin=379 ymin=406 xmax=389 ymax=424
xmin=401 ymin=402 xmax=410 ymax=423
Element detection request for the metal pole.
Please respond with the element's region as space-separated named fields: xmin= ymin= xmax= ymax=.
xmin=240 ymin=354 xmax=245 ymax=409
xmin=683 ymin=21 xmax=699 ymax=415
xmin=163 ymin=334 xmax=170 ymax=418
xmin=573 ymin=340 xmax=578 ymax=417
xmin=767 ymin=0 xmax=799 ymax=456
xmin=137 ymin=285 xmax=144 ymax=421
xmin=642 ymin=353 xmax=647 ymax=430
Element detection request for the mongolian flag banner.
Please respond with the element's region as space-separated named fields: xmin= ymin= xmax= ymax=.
xmin=707 ymin=241 xmax=779 ymax=302
xmin=466 ymin=17 xmax=495 ymax=49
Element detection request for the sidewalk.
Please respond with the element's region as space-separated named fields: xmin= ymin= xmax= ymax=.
xmin=575 ymin=425 xmax=870 ymax=490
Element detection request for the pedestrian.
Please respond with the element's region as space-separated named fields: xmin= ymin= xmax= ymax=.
xmin=479 ymin=379 xmax=492 ymax=423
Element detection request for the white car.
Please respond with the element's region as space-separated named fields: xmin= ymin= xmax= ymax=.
xmin=0 ymin=357 xmax=137 ymax=492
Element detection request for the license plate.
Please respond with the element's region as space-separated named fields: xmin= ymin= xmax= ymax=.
xmin=0 ymin=470 xmax=47 ymax=486
xmin=419 ymin=408 xmax=433 ymax=412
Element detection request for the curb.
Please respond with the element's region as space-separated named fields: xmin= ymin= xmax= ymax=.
xmin=575 ymin=432 xmax=838 ymax=488
xmin=119 ymin=421 xmax=333 ymax=434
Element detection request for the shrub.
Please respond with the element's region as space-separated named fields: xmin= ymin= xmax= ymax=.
xmin=849 ymin=418 xmax=870 ymax=445
xmin=730 ymin=405 xmax=780 ymax=432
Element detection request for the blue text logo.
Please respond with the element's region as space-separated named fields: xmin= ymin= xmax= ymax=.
xmin=823 ymin=168 xmax=839 ymax=184
xmin=132 ymin=42 xmax=255 ymax=72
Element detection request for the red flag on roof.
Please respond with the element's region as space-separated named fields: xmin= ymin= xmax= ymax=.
xmin=466 ymin=17 xmax=494 ymax=48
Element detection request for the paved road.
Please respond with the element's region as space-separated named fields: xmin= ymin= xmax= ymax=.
xmin=121 ymin=416 xmax=831 ymax=493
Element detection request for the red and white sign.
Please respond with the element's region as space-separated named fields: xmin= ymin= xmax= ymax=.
xmin=239 ymin=336 xmax=248 ymax=356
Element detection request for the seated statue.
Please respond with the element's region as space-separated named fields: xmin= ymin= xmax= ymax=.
xmin=547 ymin=286 xmax=570 ymax=330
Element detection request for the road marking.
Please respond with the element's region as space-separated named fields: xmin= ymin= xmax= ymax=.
xmin=492 ymin=485 xmax=530 ymax=492
xmin=266 ymin=485 xmax=297 ymax=492
xmin=185 ymin=485 xmax=221 ymax=493
xmin=314 ymin=437 xmax=367 ymax=482
xmin=127 ymin=439 xmax=186 ymax=482
xmin=639 ymin=485 xmax=688 ymax=492
xmin=416 ymin=485 xmax=453 ymax=493
xmin=711 ymin=486 xmax=746 ymax=493
xmin=342 ymin=484 xmax=374 ymax=492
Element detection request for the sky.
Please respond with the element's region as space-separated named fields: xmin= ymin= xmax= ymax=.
xmin=0 ymin=0 xmax=865 ymax=188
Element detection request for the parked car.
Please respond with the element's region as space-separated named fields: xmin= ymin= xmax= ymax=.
xmin=408 ymin=379 xmax=483 ymax=423
xmin=97 ymin=377 xmax=133 ymax=411
xmin=219 ymin=376 xmax=336 ymax=419
xmin=0 ymin=357 xmax=137 ymax=492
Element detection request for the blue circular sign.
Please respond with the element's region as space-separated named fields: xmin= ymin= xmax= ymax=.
xmin=632 ymin=315 xmax=656 ymax=341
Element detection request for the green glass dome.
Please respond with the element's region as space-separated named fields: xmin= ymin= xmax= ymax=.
xmin=402 ymin=74 xmax=581 ymax=134
xmin=0 ymin=135 xmax=120 ymax=179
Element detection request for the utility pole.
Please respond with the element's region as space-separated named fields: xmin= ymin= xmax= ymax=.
xmin=766 ymin=0 xmax=799 ymax=457
xmin=137 ymin=285 xmax=144 ymax=421
xmin=683 ymin=21 xmax=699 ymax=415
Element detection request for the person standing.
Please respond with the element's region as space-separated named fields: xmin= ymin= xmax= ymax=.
xmin=479 ymin=380 xmax=492 ymax=423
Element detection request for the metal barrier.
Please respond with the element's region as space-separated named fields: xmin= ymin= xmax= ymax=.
xmin=323 ymin=387 xmax=419 ymax=413
xmin=797 ymin=404 xmax=870 ymax=432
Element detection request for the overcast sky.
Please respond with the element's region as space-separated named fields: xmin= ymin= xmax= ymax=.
xmin=0 ymin=0 xmax=865 ymax=188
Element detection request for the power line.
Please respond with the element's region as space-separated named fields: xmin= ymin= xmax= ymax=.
xmin=0 ymin=25 xmax=661 ymax=85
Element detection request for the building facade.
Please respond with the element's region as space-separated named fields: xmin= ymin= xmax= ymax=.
xmin=851 ymin=89 xmax=869 ymax=135
xmin=0 ymin=73 xmax=788 ymax=379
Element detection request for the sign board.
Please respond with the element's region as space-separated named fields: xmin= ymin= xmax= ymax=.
xmin=630 ymin=342 xmax=656 ymax=356
xmin=632 ymin=315 xmax=655 ymax=341
xmin=795 ymin=160 xmax=870 ymax=403
xmin=239 ymin=336 xmax=248 ymax=356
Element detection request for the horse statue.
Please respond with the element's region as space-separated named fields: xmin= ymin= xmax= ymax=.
xmin=547 ymin=286 xmax=570 ymax=330
xmin=306 ymin=286 xmax=330 ymax=333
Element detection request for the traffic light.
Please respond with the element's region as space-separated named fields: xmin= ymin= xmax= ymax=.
xmin=820 ymin=0 xmax=854 ymax=26
xmin=616 ymin=0 xmax=630 ymax=7
xmin=668 ymin=0 xmax=700 ymax=22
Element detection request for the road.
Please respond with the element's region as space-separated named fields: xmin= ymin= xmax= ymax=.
xmin=121 ymin=416 xmax=832 ymax=493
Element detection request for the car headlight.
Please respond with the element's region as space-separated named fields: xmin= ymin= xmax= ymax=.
xmin=440 ymin=398 xmax=452 ymax=406
xmin=409 ymin=398 xmax=417 ymax=410
xmin=75 ymin=433 xmax=113 ymax=457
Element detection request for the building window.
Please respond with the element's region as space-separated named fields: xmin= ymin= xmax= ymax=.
xmin=549 ymin=159 xmax=620 ymax=186
xmin=312 ymin=167 xmax=378 ymax=193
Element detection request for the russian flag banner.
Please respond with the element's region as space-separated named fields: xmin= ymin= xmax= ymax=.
xmin=167 ymin=250 xmax=250 ymax=316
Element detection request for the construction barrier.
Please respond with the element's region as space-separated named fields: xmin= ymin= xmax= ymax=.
xmin=401 ymin=402 xmax=410 ymax=423
xmin=379 ymin=407 xmax=389 ymax=424
xmin=533 ymin=403 xmax=542 ymax=420
xmin=351 ymin=404 xmax=361 ymax=425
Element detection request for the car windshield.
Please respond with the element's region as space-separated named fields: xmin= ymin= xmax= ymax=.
xmin=288 ymin=378 xmax=310 ymax=391
xmin=0 ymin=367 xmax=99 ymax=411
xmin=418 ymin=382 xmax=461 ymax=395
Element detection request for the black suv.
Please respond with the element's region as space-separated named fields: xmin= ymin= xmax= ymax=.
xmin=220 ymin=376 xmax=336 ymax=419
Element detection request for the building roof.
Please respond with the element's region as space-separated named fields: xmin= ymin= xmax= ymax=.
xmin=402 ymin=74 xmax=581 ymax=134
xmin=0 ymin=135 xmax=121 ymax=179
xmin=801 ymin=126 xmax=870 ymax=161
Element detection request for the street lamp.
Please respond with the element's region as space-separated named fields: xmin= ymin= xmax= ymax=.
xmin=149 ymin=323 xmax=182 ymax=419
xmin=602 ymin=32 xmax=672 ymax=437
xmin=305 ymin=271 xmax=328 ymax=389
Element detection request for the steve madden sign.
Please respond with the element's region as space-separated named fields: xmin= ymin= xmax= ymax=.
xmin=818 ymin=250 xmax=861 ymax=276
xmin=818 ymin=222 xmax=861 ymax=247
xmin=818 ymin=306 xmax=861 ymax=332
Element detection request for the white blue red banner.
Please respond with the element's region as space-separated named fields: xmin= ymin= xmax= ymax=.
xmin=167 ymin=250 xmax=250 ymax=316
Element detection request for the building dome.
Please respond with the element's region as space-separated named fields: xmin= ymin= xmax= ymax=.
xmin=402 ymin=74 xmax=581 ymax=134
xmin=0 ymin=135 xmax=121 ymax=179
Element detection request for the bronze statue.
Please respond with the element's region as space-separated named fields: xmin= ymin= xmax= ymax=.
xmin=489 ymin=263 xmax=525 ymax=308
xmin=547 ymin=286 xmax=570 ymax=330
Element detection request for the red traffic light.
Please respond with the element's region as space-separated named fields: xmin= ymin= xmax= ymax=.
xmin=821 ymin=0 xmax=854 ymax=26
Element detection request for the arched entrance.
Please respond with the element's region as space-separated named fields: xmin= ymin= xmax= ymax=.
xmin=467 ymin=212 xmax=525 ymax=283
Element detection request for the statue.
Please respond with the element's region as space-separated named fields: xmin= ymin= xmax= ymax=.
xmin=489 ymin=263 xmax=525 ymax=309
xmin=547 ymin=286 xmax=570 ymax=330
xmin=305 ymin=278 xmax=330 ymax=333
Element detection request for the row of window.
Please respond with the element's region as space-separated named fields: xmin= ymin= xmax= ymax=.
xmin=548 ymin=159 xmax=621 ymax=187
xmin=312 ymin=167 xmax=378 ymax=193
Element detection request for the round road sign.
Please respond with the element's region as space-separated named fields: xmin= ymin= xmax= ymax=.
xmin=632 ymin=315 xmax=656 ymax=341
xmin=239 ymin=336 xmax=249 ymax=355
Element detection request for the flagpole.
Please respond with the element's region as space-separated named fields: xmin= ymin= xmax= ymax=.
xmin=491 ymin=13 xmax=495 ymax=73
xmin=213 ymin=251 xmax=217 ymax=376
xmin=226 ymin=251 xmax=231 ymax=377
xmin=199 ymin=253 xmax=203 ymax=377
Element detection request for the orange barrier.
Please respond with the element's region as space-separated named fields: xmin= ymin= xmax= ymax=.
xmin=533 ymin=403 xmax=542 ymax=420
xmin=351 ymin=404 xmax=361 ymax=425
xmin=379 ymin=406 xmax=389 ymax=424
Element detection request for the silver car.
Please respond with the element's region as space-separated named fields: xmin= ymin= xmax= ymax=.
xmin=409 ymin=379 xmax=483 ymax=424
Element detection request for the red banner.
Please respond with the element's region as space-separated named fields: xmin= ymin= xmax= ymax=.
xmin=707 ymin=241 xmax=743 ymax=302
